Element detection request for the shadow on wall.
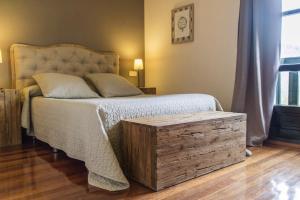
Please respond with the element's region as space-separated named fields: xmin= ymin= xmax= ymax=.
xmin=0 ymin=0 xmax=145 ymax=88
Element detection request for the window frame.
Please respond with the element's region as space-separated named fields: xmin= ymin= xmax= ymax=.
xmin=280 ymin=7 xmax=300 ymax=69
xmin=282 ymin=8 xmax=300 ymax=16
xmin=270 ymin=3 xmax=300 ymax=143
xmin=279 ymin=64 xmax=300 ymax=72
xmin=277 ymin=6 xmax=300 ymax=105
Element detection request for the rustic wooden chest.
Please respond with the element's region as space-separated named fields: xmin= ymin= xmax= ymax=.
xmin=122 ymin=111 xmax=246 ymax=191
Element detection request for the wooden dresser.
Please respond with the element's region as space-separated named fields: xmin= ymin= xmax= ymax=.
xmin=122 ymin=112 xmax=246 ymax=191
xmin=139 ymin=87 xmax=156 ymax=95
xmin=0 ymin=89 xmax=21 ymax=147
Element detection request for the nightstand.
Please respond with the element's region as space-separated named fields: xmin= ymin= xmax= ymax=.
xmin=140 ymin=87 xmax=156 ymax=95
xmin=0 ymin=89 xmax=21 ymax=147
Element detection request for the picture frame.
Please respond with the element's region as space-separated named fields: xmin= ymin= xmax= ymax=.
xmin=171 ymin=4 xmax=194 ymax=44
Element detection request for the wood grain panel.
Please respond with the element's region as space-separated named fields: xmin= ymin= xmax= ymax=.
xmin=0 ymin=90 xmax=6 ymax=146
xmin=122 ymin=122 xmax=157 ymax=189
xmin=0 ymin=89 xmax=21 ymax=147
xmin=122 ymin=112 xmax=247 ymax=191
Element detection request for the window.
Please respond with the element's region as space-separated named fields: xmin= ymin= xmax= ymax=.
xmin=277 ymin=0 xmax=300 ymax=105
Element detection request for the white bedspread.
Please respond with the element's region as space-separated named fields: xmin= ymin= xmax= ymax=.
xmin=31 ymin=94 xmax=222 ymax=191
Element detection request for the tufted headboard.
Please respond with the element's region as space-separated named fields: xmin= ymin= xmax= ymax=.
xmin=10 ymin=44 xmax=119 ymax=90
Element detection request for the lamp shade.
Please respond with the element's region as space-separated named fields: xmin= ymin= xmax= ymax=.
xmin=0 ymin=49 xmax=2 ymax=63
xmin=134 ymin=59 xmax=143 ymax=70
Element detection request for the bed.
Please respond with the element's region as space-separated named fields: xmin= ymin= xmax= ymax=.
xmin=11 ymin=44 xmax=223 ymax=191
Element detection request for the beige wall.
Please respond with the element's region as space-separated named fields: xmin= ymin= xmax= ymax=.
xmin=145 ymin=0 xmax=240 ymax=110
xmin=0 ymin=0 xmax=144 ymax=88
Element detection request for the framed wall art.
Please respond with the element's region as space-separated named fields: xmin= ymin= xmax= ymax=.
xmin=171 ymin=4 xmax=194 ymax=44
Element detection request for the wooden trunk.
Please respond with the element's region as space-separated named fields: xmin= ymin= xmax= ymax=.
xmin=122 ymin=112 xmax=246 ymax=191
xmin=0 ymin=89 xmax=21 ymax=147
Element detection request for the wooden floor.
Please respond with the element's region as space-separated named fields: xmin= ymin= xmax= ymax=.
xmin=1 ymin=142 xmax=300 ymax=200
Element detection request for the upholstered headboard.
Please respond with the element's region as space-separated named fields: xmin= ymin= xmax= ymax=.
xmin=10 ymin=44 xmax=119 ymax=90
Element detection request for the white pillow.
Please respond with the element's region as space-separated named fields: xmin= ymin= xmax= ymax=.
xmin=33 ymin=73 xmax=100 ymax=98
xmin=85 ymin=73 xmax=143 ymax=98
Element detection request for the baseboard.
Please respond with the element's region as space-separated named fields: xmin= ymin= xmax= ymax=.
xmin=266 ymin=139 xmax=300 ymax=149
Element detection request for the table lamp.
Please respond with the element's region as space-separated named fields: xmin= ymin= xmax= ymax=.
xmin=134 ymin=58 xmax=144 ymax=87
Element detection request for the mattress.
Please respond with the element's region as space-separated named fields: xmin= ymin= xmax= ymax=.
xmin=30 ymin=94 xmax=222 ymax=191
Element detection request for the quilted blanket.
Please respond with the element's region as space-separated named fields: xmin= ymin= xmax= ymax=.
xmin=30 ymin=94 xmax=222 ymax=191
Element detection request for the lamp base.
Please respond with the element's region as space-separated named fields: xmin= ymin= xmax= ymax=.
xmin=137 ymin=70 xmax=141 ymax=88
